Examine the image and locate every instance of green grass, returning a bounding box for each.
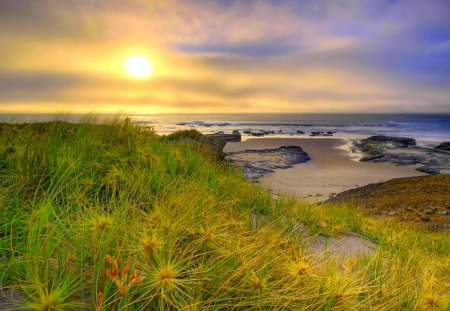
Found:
[0,117,449,310]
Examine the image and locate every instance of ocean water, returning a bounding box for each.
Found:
[1,113,449,146]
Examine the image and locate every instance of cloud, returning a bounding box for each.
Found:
[0,0,449,113]
[176,39,294,57]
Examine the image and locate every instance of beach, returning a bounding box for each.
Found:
[224,137,426,202]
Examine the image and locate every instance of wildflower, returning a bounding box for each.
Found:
[287,259,311,281]
[105,255,144,297]
[91,215,113,231]
[105,255,119,279]
[67,252,77,264]
[248,272,266,292]
[141,235,162,256]
[249,274,261,291]
[95,292,103,311]
[197,225,217,250]
[148,210,161,223]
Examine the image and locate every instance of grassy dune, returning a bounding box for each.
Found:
[0,119,449,310]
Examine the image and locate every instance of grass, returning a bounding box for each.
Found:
[0,117,449,310]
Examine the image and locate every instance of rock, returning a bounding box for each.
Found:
[232,130,240,134]
[354,135,449,175]
[243,130,251,134]
[297,130,305,134]
[435,141,450,151]
[310,131,334,137]
[250,130,265,137]
[420,217,431,222]
[226,145,310,180]
[216,131,225,134]
[205,133,241,142]
[362,135,416,147]
[382,153,425,165]
[360,155,385,162]
[417,166,440,175]
[165,130,231,159]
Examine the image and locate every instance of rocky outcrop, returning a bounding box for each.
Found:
[327,175,450,230]
[205,133,241,142]
[435,141,450,151]
[354,135,449,175]
[310,131,334,137]
[166,130,240,159]
[226,145,310,180]
[361,135,416,147]
[355,135,416,156]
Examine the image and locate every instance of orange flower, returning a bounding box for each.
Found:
[129,269,144,284]
[105,255,119,279]
[105,255,145,297]
[95,291,103,311]
[121,263,130,276]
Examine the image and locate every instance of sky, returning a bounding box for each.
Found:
[0,0,449,114]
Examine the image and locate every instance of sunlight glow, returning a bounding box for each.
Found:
[124,55,153,78]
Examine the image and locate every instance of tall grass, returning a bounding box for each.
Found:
[0,118,448,310]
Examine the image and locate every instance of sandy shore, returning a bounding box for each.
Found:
[224,137,426,202]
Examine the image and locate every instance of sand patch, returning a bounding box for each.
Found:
[225,138,425,202]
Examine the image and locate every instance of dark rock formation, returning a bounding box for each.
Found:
[310,131,334,137]
[250,130,265,137]
[205,133,241,142]
[362,153,425,165]
[226,145,310,180]
[354,135,449,175]
[362,135,416,147]
[435,141,450,151]
[416,166,441,175]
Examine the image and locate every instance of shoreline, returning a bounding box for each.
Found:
[224,137,426,202]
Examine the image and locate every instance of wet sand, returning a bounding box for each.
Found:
[224,138,426,202]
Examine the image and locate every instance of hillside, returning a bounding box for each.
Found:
[0,120,449,310]
[329,175,450,229]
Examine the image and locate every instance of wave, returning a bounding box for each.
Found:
[175,120,400,128]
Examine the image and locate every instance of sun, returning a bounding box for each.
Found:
[124,55,153,78]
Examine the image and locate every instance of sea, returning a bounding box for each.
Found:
[1,113,449,147]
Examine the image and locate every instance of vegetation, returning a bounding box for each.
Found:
[0,118,449,310]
